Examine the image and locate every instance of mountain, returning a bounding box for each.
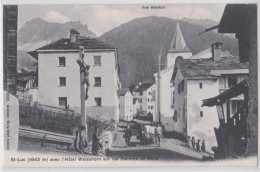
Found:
[17,18,97,71]
[181,18,219,30]
[100,16,239,87]
[18,18,96,51]
[17,51,38,71]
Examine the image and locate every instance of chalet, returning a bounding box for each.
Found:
[130,82,156,120]
[171,42,249,153]
[218,4,257,156]
[154,22,192,131]
[29,29,121,122]
[119,88,133,121]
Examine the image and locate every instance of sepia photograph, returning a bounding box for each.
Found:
[2,1,258,168]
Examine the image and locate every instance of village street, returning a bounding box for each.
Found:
[108,125,211,161]
[18,124,211,161]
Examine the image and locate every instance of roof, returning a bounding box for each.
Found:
[119,88,130,96]
[171,56,249,83]
[133,98,139,104]
[130,82,154,91]
[218,4,256,63]
[169,22,191,53]
[218,4,249,34]
[28,37,115,59]
[189,48,231,60]
[202,79,248,107]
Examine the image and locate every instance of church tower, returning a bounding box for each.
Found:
[166,22,192,67]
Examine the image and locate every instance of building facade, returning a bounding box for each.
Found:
[133,98,140,117]
[154,22,192,130]
[171,42,249,153]
[30,29,121,122]
[119,88,133,121]
[130,82,156,120]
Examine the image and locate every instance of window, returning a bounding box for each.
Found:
[200,111,203,117]
[94,56,101,66]
[59,57,65,66]
[148,105,150,109]
[171,91,175,107]
[178,80,184,94]
[151,106,153,109]
[139,98,142,103]
[148,98,150,102]
[231,100,243,114]
[139,91,143,96]
[228,76,237,88]
[95,97,102,106]
[173,110,178,122]
[140,105,143,110]
[59,77,66,87]
[178,83,181,94]
[182,80,184,92]
[199,83,203,89]
[94,77,101,87]
[59,97,67,108]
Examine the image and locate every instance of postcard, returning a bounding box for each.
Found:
[2,2,258,168]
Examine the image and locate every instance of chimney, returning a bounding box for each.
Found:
[70,29,80,43]
[211,42,223,61]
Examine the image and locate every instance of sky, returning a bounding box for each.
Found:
[18,4,226,36]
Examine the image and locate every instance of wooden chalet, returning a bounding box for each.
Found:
[202,79,249,159]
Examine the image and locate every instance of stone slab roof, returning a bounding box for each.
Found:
[171,56,249,83]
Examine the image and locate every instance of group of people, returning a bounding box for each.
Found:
[186,136,206,153]
[124,123,162,148]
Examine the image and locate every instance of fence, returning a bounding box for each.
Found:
[19,101,111,141]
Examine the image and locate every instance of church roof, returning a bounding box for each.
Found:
[169,22,191,53]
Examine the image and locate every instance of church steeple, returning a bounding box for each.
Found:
[169,22,190,52]
[166,21,192,67]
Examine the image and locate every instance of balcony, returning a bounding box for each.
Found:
[219,88,244,100]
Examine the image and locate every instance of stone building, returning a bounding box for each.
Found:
[171,42,249,153]
[154,22,192,130]
[133,98,140,117]
[119,88,133,121]
[130,82,156,120]
[29,29,121,122]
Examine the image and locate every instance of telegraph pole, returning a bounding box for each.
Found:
[156,47,163,123]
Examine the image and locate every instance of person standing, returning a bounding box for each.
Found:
[125,124,132,148]
[92,128,100,155]
[155,123,162,147]
[138,125,146,147]
[74,125,87,153]
[196,139,201,152]
[186,136,190,148]
[191,137,195,150]
[201,140,206,152]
